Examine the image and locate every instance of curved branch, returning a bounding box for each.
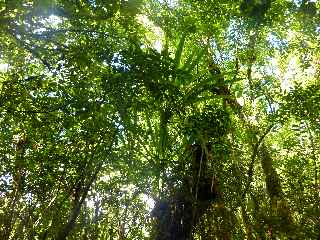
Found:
[241,124,273,199]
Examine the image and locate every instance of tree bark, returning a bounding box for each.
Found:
[152,144,222,240]
[259,144,295,236]
[56,166,101,240]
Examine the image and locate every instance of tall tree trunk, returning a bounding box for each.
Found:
[241,204,253,240]
[152,144,223,240]
[56,166,100,240]
[259,144,295,236]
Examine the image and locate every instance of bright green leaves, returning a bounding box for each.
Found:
[0,0,320,239]
[282,83,320,127]
[185,46,207,72]
[184,105,231,143]
[174,32,187,68]
[176,16,197,48]
[0,1,145,238]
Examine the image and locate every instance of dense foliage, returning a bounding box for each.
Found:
[0,0,319,239]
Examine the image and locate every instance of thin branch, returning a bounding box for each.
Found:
[305,121,319,189]
[31,28,109,37]
[241,124,273,199]
[6,28,53,71]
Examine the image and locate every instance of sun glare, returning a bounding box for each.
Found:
[141,194,155,211]
[0,63,9,72]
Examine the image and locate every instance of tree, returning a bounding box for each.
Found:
[0,0,319,239]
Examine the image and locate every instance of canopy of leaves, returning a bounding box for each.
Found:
[0,0,319,239]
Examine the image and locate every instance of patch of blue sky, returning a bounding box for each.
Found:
[158,0,178,8]
[226,19,246,45]
[88,0,97,8]
[33,14,62,35]
[267,102,279,114]
[316,26,320,35]
[39,14,62,27]
[111,53,130,71]
[48,91,59,98]
[293,0,317,6]
[141,193,155,211]
[0,173,12,189]
[267,32,288,52]
[25,192,33,204]
[154,40,162,53]
[263,57,281,78]
[210,40,225,63]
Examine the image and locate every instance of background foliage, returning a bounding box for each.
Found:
[0,0,319,239]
